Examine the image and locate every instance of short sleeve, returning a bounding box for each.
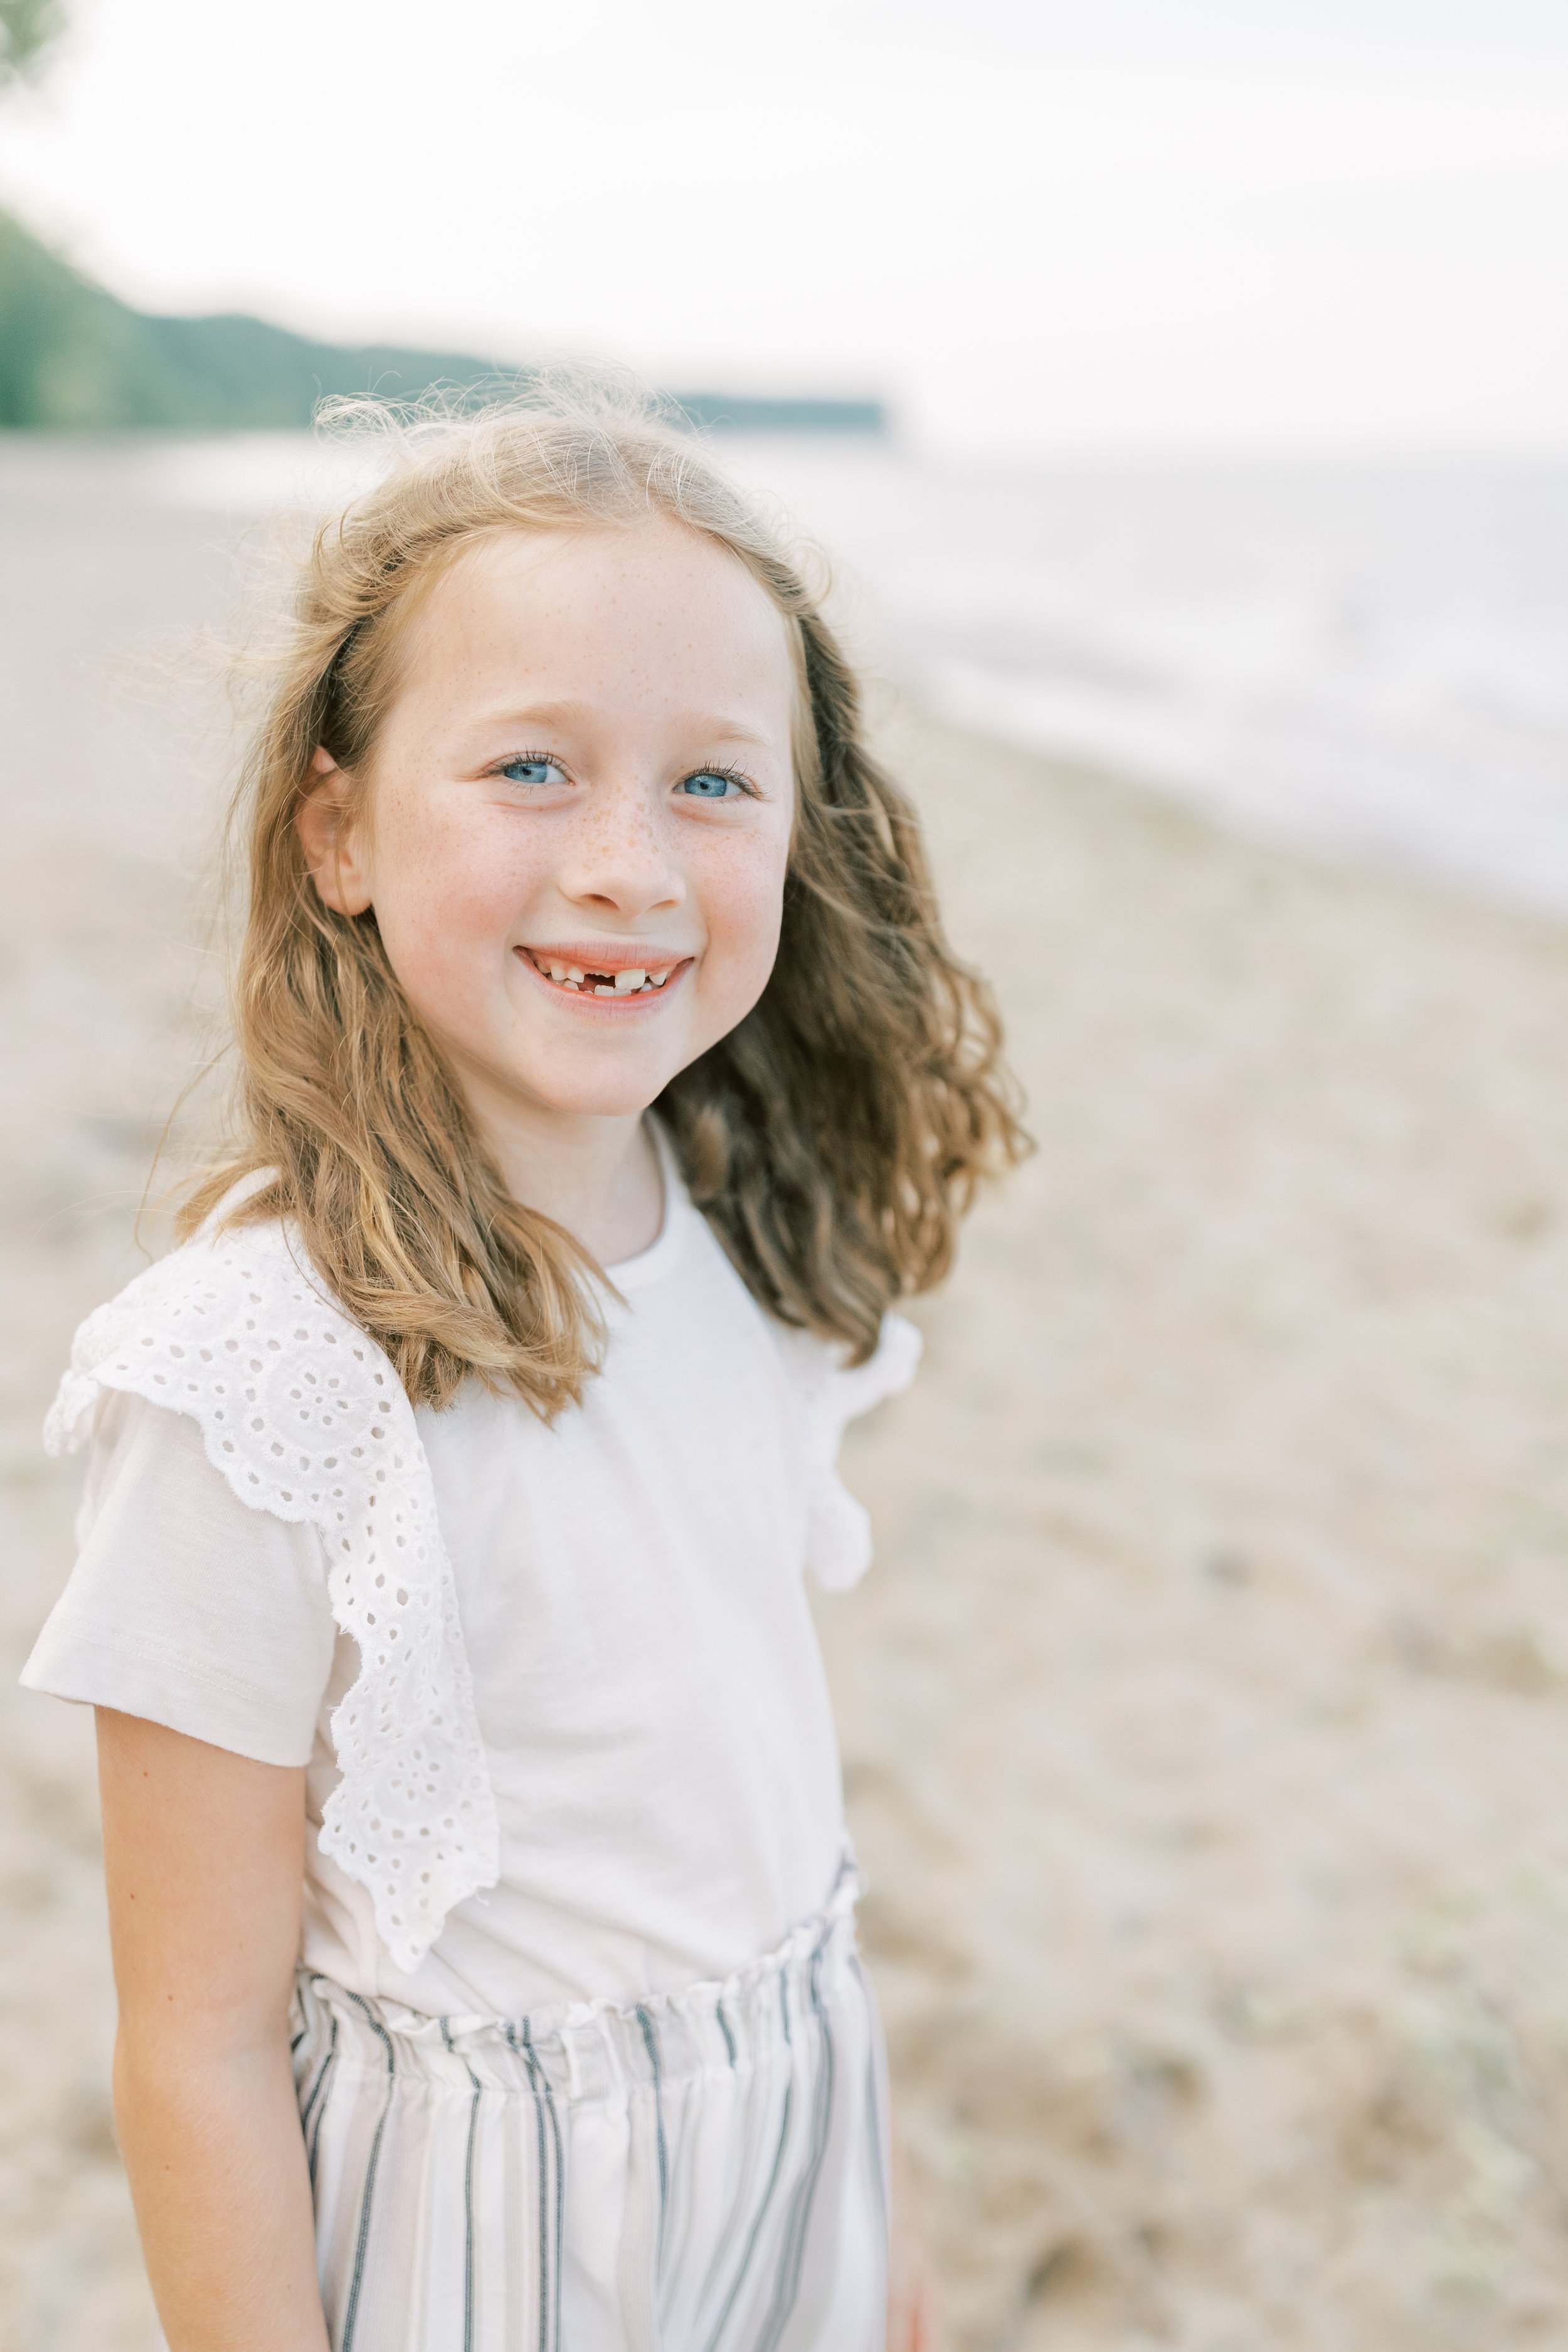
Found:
[773,1311,923,1594]
[21,1389,337,1767]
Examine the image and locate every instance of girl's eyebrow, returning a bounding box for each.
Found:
[467,698,778,749]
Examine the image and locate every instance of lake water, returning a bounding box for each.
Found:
[728,439,1568,916]
[33,428,1568,918]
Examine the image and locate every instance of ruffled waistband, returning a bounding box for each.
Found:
[294,1851,866,2103]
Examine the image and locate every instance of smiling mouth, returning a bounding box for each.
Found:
[521,949,684,999]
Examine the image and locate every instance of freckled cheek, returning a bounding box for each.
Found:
[369,797,543,1000]
[696,830,790,1001]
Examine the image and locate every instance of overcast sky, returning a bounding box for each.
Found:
[3,0,1566,456]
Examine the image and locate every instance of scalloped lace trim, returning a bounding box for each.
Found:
[45,1222,499,1973]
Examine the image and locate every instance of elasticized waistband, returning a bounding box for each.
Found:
[294,1850,866,2106]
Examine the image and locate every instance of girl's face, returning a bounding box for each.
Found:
[301,519,797,1128]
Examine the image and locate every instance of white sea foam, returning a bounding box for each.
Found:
[730,440,1568,916]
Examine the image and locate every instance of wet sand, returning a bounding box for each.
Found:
[6,448,1568,2347]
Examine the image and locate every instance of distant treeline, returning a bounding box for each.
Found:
[0,210,886,437]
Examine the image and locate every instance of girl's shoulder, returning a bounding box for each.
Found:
[768,1310,924,1594]
[769,1309,923,1431]
[46,1211,401,1524]
[45,1212,499,1969]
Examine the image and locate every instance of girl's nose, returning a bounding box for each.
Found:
[560,782,684,919]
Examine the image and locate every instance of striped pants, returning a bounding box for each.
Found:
[287,1875,889,2351]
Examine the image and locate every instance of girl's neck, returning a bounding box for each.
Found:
[461,1079,665,1266]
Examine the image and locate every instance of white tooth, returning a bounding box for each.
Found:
[594,983,617,996]
[548,961,567,981]
[650,970,669,986]
[615,968,647,993]
[566,965,585,984]
[563,977,580,989]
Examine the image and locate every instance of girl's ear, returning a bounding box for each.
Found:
[297,749,373,916]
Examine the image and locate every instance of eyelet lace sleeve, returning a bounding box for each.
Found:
[44,1221,499,1973]
[772,1312,923,1592]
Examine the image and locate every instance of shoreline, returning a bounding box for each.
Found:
[830,701,1568,2346]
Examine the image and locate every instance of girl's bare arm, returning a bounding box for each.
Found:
[887,2121,946,2352]
[97,1709,328,2352]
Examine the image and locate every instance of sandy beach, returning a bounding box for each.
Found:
[7,452,1568,2349]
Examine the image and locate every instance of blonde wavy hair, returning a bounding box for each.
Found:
[182,382,1028,1414]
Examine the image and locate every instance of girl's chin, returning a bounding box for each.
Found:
[493,1053,688,1124]
[530,1086,672,1121]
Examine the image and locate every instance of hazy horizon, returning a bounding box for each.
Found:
[2,0,1565,461]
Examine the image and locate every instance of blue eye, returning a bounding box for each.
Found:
[680,770,741,798]
[499,755,567,787]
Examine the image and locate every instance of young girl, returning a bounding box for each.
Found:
[23,388,1022,2351]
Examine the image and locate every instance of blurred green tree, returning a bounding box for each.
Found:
[0,208,510,425]
[0,1,874,435]
[0,0,65,86]
[0,0,504,428]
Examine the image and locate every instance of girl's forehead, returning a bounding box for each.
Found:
[389,517,799,729]
[437,519,785,649]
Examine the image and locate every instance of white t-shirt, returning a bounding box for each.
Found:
[23,1134,918,2018]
